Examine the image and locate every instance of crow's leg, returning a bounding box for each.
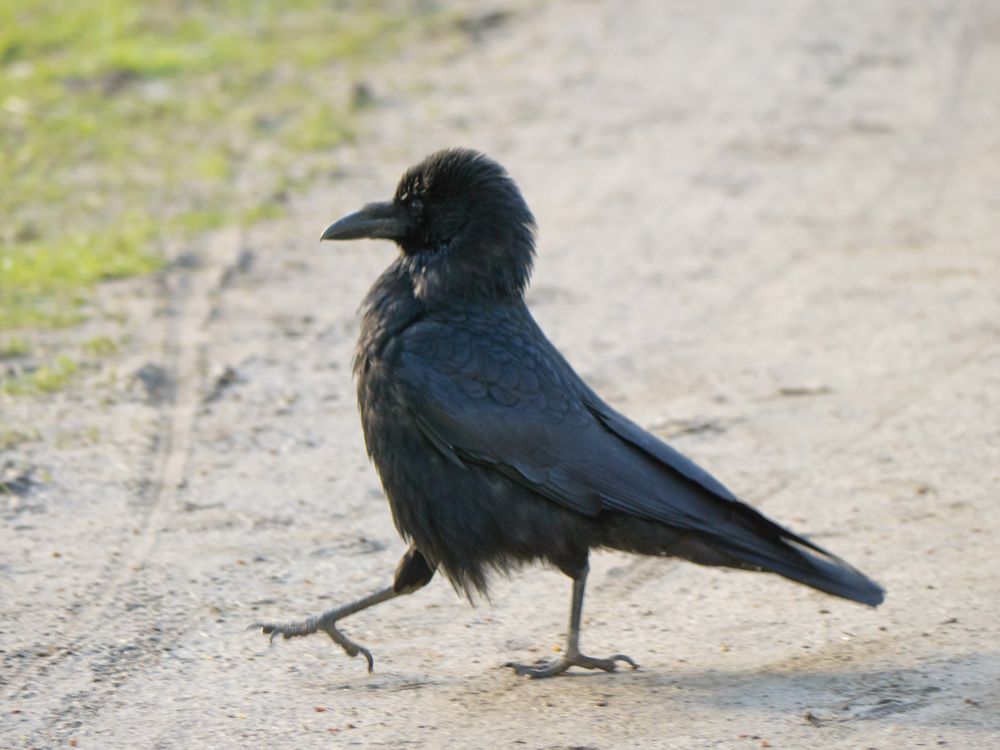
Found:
[506,563,638,678]
[253,546,435,672]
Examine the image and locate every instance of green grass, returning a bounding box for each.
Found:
[0,0,430,332]
[1,355,78,396]
[82,335,120,356]
[1,218,162,327]
[0,337,29,357]
[0,427,39,449]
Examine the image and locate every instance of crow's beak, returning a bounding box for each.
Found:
[320,201,409,242]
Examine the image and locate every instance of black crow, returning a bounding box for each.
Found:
[256,148,884,678]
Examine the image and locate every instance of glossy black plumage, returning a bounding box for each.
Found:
[257,148,883,677]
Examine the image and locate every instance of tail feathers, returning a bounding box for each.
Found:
[711,530,885,606]
[583,395,885,606]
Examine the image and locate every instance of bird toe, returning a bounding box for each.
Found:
[504,651,638,678]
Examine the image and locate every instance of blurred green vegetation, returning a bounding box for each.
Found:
[1,354,77,395]
[0,336,30,357]
[0,0,421,330]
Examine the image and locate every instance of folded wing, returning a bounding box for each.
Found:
[394,315,884,606]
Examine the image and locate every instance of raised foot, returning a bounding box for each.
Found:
[250,614,375,672]
[505,651,638,679]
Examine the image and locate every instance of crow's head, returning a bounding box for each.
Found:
[322,148,536,303]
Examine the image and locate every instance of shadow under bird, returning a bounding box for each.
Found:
[255,148,884,678]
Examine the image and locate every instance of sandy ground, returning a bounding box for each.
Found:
[3,1,1000,747]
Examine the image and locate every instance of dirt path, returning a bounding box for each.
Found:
[3,1,999,747]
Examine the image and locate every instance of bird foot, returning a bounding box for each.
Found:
[251,612,375,672]
[505,651,638,679]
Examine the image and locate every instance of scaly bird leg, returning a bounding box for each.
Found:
[252,546,435,673]
[506,564,638,679]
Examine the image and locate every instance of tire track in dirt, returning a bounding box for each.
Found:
[0,228,243,720]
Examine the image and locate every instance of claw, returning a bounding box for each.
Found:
[248,622,280,644]
[321,623,376,672]
[358,646,374,672]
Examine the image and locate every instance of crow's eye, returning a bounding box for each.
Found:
[410,198,423,214]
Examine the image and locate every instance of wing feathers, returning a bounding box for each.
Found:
[396,315,884,606]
